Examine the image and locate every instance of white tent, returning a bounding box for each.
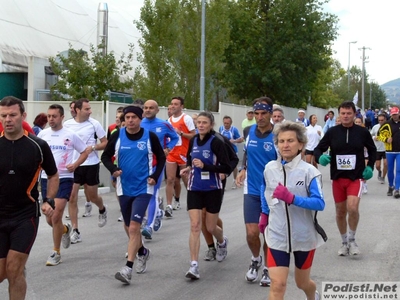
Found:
[0,0,140,99]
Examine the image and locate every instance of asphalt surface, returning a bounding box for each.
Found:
[1,165,399,300]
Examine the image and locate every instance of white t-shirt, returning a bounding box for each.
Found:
[63,117,106,165]
[38,127,87,179]
[306,124,323,151]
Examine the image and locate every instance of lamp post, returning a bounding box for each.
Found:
[348,41,357,99]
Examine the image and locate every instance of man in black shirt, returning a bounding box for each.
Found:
[0,96,58,299]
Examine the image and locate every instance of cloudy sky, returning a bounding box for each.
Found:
[102,0,399,85]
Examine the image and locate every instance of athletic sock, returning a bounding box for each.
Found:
[174,197,180,202]
[252,256,261,263]
[99,207,106,214]
[341,233,348,244]
[74,228,80,235]
[138,246,147,256]
[126,261,133,268]
[348,230,356,241]
[208,243,216,249]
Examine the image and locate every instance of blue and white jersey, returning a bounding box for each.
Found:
[188,135,222,191]
[219,125,241,153]
[115,127,154,197]
[244,125,277,195]
[141,117,179,150]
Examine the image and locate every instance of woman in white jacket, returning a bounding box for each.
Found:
[262,121,325,300]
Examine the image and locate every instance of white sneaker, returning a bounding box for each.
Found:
[216,236,228,262]
[362,182,368,194]
[185,264,200,280]
[305,290,320,300]
[98,206,107,227]
[82,202,92,217]
[118,214,123,222]
[349,240,360,255]
[46,251,61,266]
[135,248,151,274]
[70,230,82,244]
[338,243,349,256]
[62,223,72,249]
[245,257,262,282]
[115,266,132,284]
[173,200,181,210]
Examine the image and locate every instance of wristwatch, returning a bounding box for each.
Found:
[91,145,96,152]
[180,132,183,136]
[43,198,55,209]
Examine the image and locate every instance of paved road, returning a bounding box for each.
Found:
[1,165,399,300]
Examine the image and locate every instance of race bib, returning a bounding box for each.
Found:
[336,155,356,170]
[201,172,210,180]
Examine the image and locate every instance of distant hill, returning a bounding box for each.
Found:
[381,78,400,104]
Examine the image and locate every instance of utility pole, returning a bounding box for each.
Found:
[359,46,371,111]
[370,79,374,109]
[348,41,357,99]
[199,0,206,111]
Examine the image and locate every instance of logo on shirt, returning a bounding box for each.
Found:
[202,150,211,158]
[295,181,305,186]
[156,127,162,133]
[137,142,147,150]
[263,142,273,151]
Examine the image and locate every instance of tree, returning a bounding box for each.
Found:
[222,0,339,107]
[133,0,231,110]
[49,44,135,101]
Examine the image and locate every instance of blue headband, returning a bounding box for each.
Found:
[253,103,273,113]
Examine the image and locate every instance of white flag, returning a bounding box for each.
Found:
[352,91,358,105]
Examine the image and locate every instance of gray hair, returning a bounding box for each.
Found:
[273,121,308,145]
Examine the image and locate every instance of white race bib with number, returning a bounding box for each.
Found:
[336,155,356,170]
[201,172,210,180]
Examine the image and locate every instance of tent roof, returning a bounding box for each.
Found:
[0,0,139,72]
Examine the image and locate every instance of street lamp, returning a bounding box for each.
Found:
[348,41,357,98]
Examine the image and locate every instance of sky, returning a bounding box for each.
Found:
[100,0,400,85]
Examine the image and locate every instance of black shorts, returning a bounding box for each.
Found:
[187,189,223,214]
[305,150,314,155]
[0,217,39,258]
[74,164,100,186]
[376,151,386,160]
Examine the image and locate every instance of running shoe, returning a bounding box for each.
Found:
[115,266,132,285]
[378,170,382,180]
[70,230,82,244]
[98,206,107,227]
[173,200,181,210]
[387,186,394,196]
[362,182,368,194]
[65,215,70,220]
[141,226,153,240]
[305,291,320,300]
[141,217,147,229]
[46,251,61,266]
[165,205,173,218]
[185,264,200,280]
[348,240,360,255]
[338,242,349,256]
[153,215,162,232]
[135,248,151,274]
[62,223,72,249]
[379,177,385,184]
[216,236,228,262]
[204,248,216,261]
[260,268,271,287]
[118,214,123,222]
[158,196,164,211]
[245,257,262,282]
[394,190,400,199]
[82,202,92,217]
